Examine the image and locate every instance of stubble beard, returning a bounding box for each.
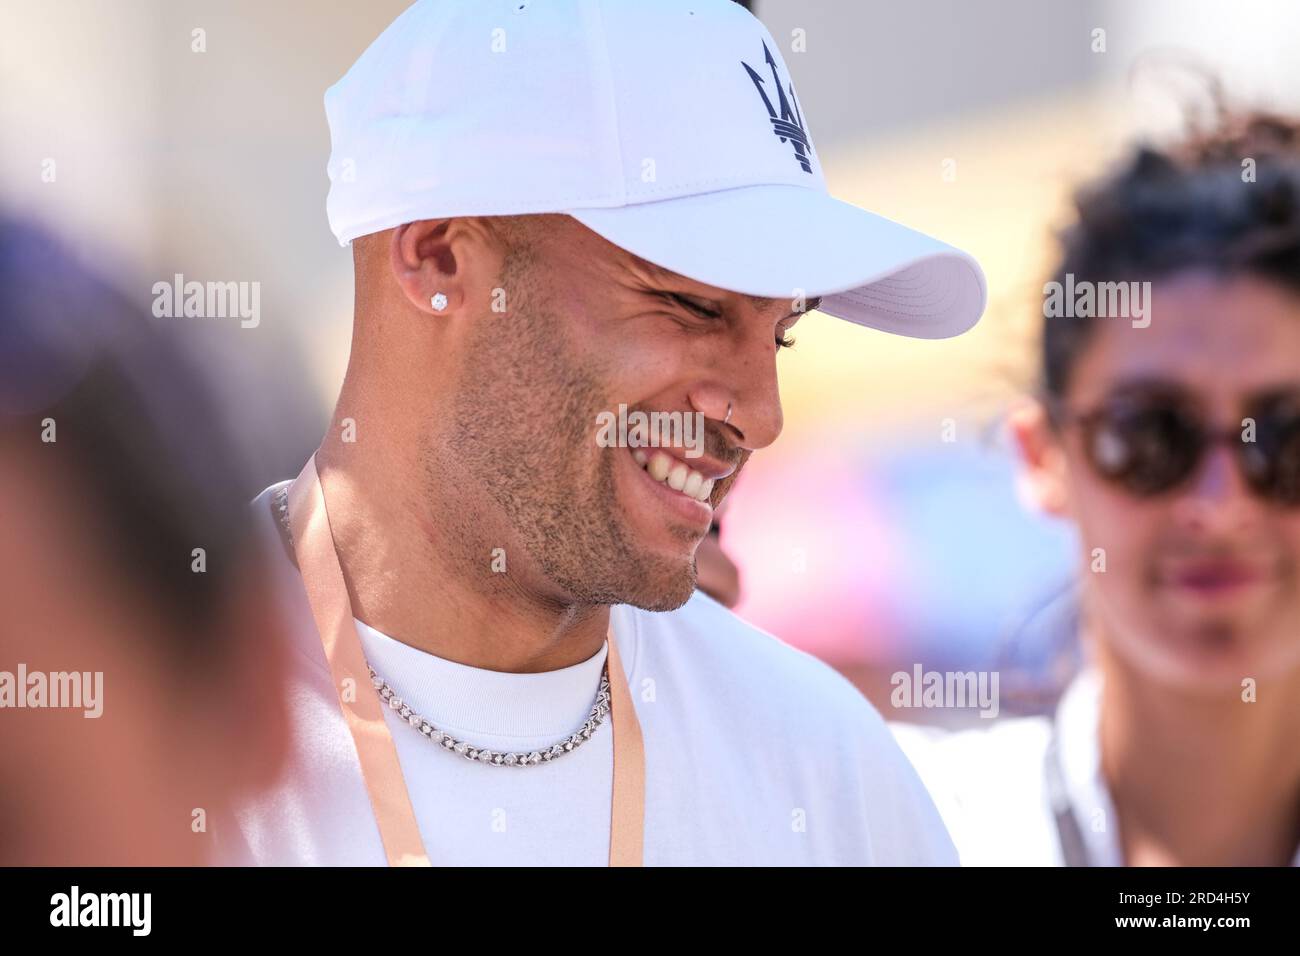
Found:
[442,263,697,613]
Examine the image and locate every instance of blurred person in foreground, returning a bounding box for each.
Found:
[218,0,988,866]
[0,219,289,865]
[894,106,1300,866]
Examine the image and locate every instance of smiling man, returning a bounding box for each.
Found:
[219,0,986,866]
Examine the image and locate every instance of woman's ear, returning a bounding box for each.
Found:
[1008,396,1071,517]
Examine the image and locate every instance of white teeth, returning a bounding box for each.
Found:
[647,453,671,482]
[637,449,715,503]
[667,462,688,492]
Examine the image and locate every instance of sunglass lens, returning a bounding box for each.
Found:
[1247,397,1300,505]
[1088,404,1202,496]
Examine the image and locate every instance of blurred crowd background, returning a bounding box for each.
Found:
[5,0,1300,724]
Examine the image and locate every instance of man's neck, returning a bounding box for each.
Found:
[1095,639,1300,866]
[309,412,609,675]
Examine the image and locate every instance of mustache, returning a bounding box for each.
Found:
[700,422,745,469]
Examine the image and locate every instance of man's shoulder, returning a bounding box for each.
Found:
[621,592,889,747]
[889,712,1050,796]
[622,593,960,864]
[890,712,1053,784]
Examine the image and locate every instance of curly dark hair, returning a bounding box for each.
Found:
[1042,107,1300,402]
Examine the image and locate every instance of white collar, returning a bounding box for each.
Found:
[356,618,609,743]
[1053,670,1123,866]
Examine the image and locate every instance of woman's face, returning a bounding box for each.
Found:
[1021,271,1300,693]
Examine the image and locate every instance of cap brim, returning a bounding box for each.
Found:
[567,184,986,340]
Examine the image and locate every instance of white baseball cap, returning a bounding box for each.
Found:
[325,0,987,339]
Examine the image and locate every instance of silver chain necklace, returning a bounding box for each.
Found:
[370,664,611,767]
[274,485,612,768]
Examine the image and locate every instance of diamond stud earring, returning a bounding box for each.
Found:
[430,293,448,312]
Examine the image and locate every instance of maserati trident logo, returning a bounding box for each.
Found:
[742,41,813,173]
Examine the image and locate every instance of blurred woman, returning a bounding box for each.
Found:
[893,108,1300,866]
[0,219,289,864]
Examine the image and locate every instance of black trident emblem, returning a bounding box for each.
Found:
[742,41,813,173]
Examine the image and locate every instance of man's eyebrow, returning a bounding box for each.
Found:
[635,257,691,287]
[635,257,820,316]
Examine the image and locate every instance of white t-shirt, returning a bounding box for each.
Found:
[215,481,958,866]
[890,670,1300,866]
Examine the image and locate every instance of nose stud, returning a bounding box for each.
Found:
[430,293,448,312]
[723,402,733,426]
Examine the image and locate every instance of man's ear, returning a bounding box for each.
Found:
[1008,397,1071,517]
[388,218,503,317]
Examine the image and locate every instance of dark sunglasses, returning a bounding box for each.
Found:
[1051,388,1300,505]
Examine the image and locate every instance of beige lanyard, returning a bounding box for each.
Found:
[286,454,645,866]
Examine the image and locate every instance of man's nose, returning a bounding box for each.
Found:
[691,341,784,452]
